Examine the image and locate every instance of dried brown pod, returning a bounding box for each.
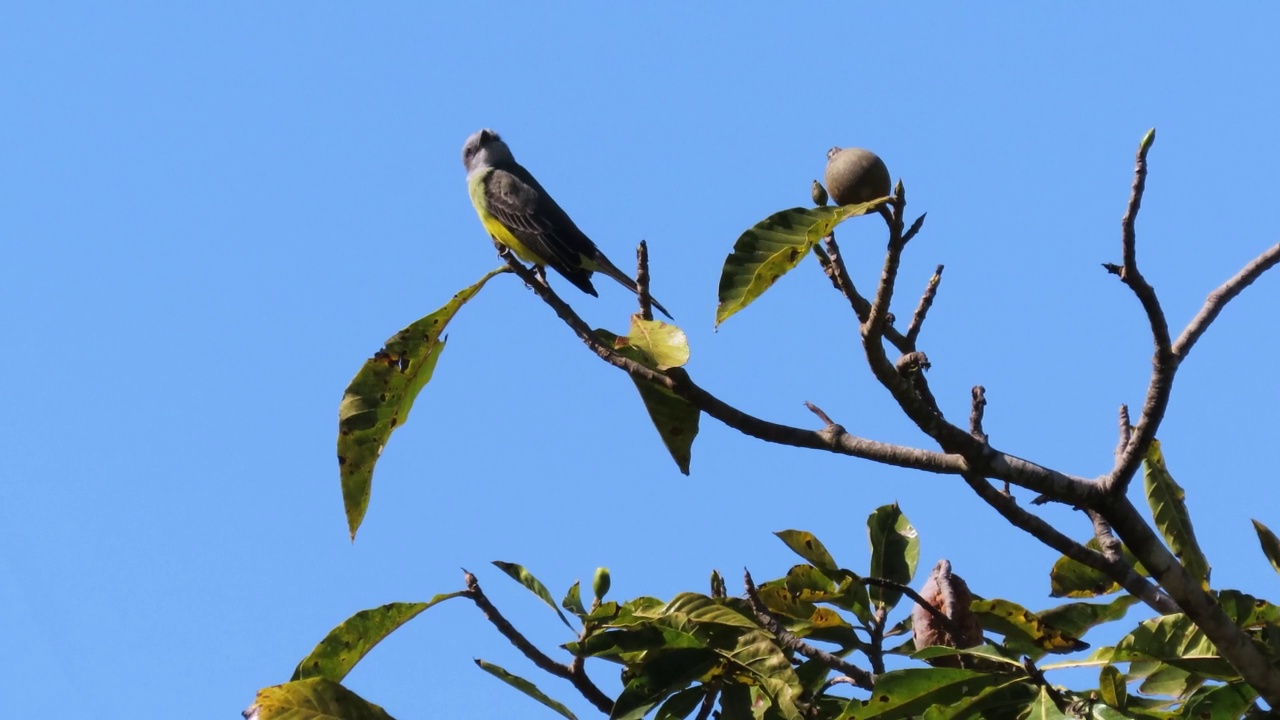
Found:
[912,559,984,667]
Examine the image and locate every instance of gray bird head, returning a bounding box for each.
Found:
[462,128,514,175]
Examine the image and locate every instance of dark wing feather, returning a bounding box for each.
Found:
[484,166,600,295]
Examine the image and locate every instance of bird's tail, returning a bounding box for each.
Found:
[593,253,674,320]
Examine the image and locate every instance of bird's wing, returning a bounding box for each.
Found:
[483,165,598,277]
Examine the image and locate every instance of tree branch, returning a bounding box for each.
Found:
[635,240,654,322]
[463,571,614,715]
[743,569,875,691]
[1097,496,1280,705]
[905,264,943,347]
[1173,241,1280,360]
[959,475,1177,615]
[1102,130,1176,496]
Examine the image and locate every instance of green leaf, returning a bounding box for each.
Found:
[492,561,574,630]
[840,668,1007,720]
[562,581,587,618]
[654,686,708,720]
[1250,519,1280,578]
[1216,589,1280,627]
[595,328,700,475]
[866,504,919,610]
[1049,538,1148,598]
[291,597,458,682]
[715,201,888,327]
[1098,664,1127,709]
[1101,614,1236,680]
[621,316,690,370]
[919,678,1036,720]
[474,659,578,720]
[1179,681,1258,720]
[337,267,507,540]
[612,649,721,720]
[1037,595,1139,639]
[1143,440,1210,590]
[774,530,839,571]
[1126,660,1202,699]
[970,598,1089,657]
[248,678,395,720]
[1022,686,1070,720]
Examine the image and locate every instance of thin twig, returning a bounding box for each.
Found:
[820,233,913,352]
[1102,130,1175,496]
[463,570,614,715]
[743,569,874,690]
[1173,242,1280,360]
[1115,405,1131,464]
[905,264,943,346]
[804,401,836,427]
[861,577,961,639]
[1022,656,1068,711]
[969,386,988,443]
[636,240,654,322]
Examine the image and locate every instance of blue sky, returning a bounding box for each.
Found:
[3,3,1279,718]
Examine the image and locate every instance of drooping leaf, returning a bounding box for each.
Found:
[774,530,839,572]
[970,598,1089,657]
[474,659,578,720]
[715,201,888,327]
[1143,440,1210,590]
[1049,538,1148,598]
[1037,595,1139,639]
[1097,664,1127,710]
[337,267,507,540]
[492,561,574,630]
[292,596,459,681]
[596,328,699,474]
[1250,519,1280,578]
[247,678,394,720]
[840,668,1007,720]
[867,504,919,610]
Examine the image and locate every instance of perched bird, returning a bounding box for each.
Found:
[462,129,671,319]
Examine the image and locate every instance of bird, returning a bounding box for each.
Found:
[461,128,671,319]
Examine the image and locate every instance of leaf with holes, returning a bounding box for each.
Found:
[970,598,1089,658]
[715,200,888,327]
[337,267,508,540]
[867,504,919,610]
[1143,441,1210,591]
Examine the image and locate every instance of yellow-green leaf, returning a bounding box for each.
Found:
[292,596,460,681]
[715,201,887,327]
[337,267,507,540]
[492,561,573,630]
[474,659,578,720]
[597,328,699,474]
[622,315,689,370]
[1049,539,1148,598]
[1143,440,1210,591]
[774,530,839,572]
[1098,664,1127,709]
[970,598,1089,657]
[247,678,395,720]
[1251,519,1280,578]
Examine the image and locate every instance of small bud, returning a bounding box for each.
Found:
[811,180,828,207]
[592,566,611,601]
[824,147,891,206]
